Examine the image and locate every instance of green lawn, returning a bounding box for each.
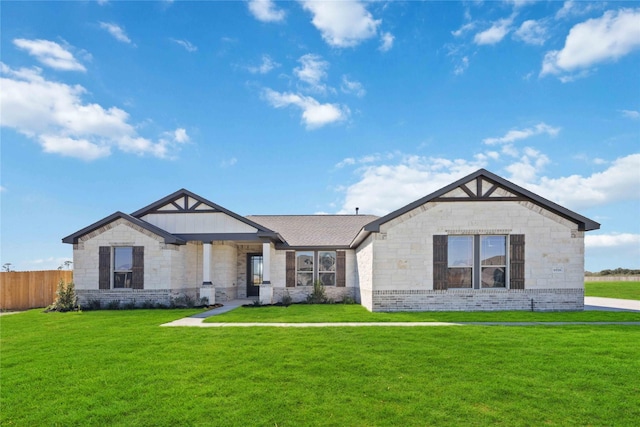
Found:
[585,281,640,300]
[204,303,640,323]
[2,309,639,426]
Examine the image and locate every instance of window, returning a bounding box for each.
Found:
[113,247,133,288]
[295,251,336,286]
[99,246,144,290]
[447,235,507,289]
[296,251,314,286]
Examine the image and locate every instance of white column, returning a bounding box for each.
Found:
[202,242,212,285]
[262,242,271,285]
[259,241,272,305]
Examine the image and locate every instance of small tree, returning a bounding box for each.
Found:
[2,263,13,272]
[45,279,79,312]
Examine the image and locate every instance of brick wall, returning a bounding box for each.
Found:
[371,288,584,312]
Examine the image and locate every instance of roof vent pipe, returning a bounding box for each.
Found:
[355,207,359,215]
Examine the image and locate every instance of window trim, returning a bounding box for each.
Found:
[113,246,134,289]
[295,250,337,287]
[446,235,509,290]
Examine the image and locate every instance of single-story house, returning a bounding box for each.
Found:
[63,169,600,311]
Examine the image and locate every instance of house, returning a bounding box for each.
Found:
[62,169,600,311]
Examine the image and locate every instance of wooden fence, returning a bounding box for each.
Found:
[0,270,73,311]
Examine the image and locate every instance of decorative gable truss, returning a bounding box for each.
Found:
[136,192,221,215]
[436,176,524,201]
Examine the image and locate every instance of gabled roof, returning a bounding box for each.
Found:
[364,169,600,232]
[247,215,379,248]
[131,188,279,236]
[62,211,186,245]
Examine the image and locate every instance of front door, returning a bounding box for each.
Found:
[247,254,263,297]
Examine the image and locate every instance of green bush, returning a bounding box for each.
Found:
[306,280,328,304]
[281,290,292,307]
[341,295,356,304]
[85,299,102,311]
[106,300,121,310]
[45,280,79,312]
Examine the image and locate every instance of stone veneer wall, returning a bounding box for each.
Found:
[272,286,356,304]
[77,287,200,307]
[211,242,238,302]
[371,288,584,312]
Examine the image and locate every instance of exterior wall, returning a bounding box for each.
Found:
[355,235,374,310]
[371,289,584,312]
[368,200,585,311]
[211,242,238,301]
[72,219,197,306]
[266,249,359,305]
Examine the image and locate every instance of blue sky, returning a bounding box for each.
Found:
[1,0,639,272]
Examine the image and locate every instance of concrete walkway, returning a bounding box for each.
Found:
[584,296,640,311]
[159,297,640,328]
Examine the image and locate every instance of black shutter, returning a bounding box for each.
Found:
[99,246,111,289]
[132,246,144,289]
[433,235,448,290]
[510,234,525,290]
[336,251,346,287]
[286,252,295,288]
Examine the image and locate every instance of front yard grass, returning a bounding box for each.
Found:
[2,309,639,426]
[204,303,640,323]
[585,280,640,300]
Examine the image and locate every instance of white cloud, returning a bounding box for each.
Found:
[341,76,366,97]
[0,185,7,192]
[99,22,132,44]
[504,147,550,182]
[541,8,640,78]
[171,38,197,52]
[483,122,560,145]
[262,88,349,129]
[510,153,640,210]
[452,22,475,37]
[300,0,381,48]
[586,233,640,248]
[221,157,238,167]
[0,63,188,161]
[13,39,86,72]
[379,32,394,52]
[620,109,640,120]
[248,0,286,23]
[474,17,514,45]
[556,1,604,20]
[338,155,487,215]
[454,56,469,75]
[248,54,280,74]
[337,150,640,216]
[294,54,329,92]
[514,20,548,45]
[505,0,537,8]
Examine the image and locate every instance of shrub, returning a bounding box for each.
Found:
[85,299,102,311]
[106,300,121,310]
[342,295,356,304]
[306,280,328,304]
[171,294,195,308]
[141,300,156,309]
[45,279,79,312]
[123,300,137,310]
[281,290,292,307]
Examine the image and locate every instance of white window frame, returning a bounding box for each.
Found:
[447,235,509,290]
[295,250,337,287]
[113,246,133,289]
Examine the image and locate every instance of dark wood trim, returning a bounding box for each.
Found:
[510,234,525,289]
[99,246,110,290]
[433,235,448,290]
[460,184,475,198]
[336,251,346,287]
[483,184,498,197]
[433,197,526,202]
[285,252,296,288]
[476,177,482,198]
[132,246,144,289]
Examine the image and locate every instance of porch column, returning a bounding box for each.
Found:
[200,242,215,305]
[259,241,272,305]
[262,242,271,285]
[202,242,212,285]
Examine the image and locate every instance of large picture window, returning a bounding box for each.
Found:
[295,251,336,286]
[447,235,507,289]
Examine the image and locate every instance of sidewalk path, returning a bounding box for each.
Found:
[584,296,640,311]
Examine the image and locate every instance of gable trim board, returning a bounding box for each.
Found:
[63,169,598,312]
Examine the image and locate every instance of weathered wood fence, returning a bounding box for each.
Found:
[0,270,73,311]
